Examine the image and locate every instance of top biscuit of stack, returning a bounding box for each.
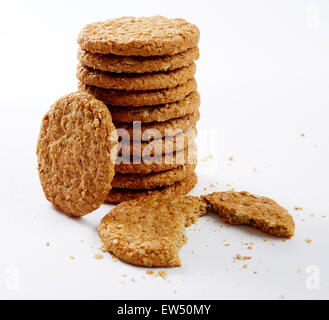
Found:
[78,16,200,58]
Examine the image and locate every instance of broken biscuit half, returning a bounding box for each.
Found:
[202,191,295,238]
[98,195,207,267]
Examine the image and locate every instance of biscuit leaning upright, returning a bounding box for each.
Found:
[37,92,118,216]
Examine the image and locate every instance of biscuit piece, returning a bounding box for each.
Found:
[78,16,200,56]
[109,91,200,123]
[202,191,295,238]
[99,193,206,267]
[105,172,197,204]
[37,92,118,216]
[116,143,197,174]
[78,78,197,107]
[112,164,196,189]
[77,63,196,91]
[115,110,200,141]
[118,128,196,157]
[78,47,199,74]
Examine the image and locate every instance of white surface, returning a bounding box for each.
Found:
[0,0,329,300]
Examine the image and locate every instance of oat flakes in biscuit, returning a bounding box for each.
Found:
[105,172,198,204]
[115,142,197,174]
[98,193,206,267]
[112,164,196,190]
[78,78,197,107]
[78,16,200,56]
[202,191,295,238]
[109,91,200,123]
[118,128,196,157]
[37,91,118,216]
[78,47,199,74]
[115,110,200,141]
[77,63,196,91]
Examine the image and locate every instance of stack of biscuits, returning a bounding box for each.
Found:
[77,16,200,204]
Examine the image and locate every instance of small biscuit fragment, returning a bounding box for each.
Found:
[37,91,118,216]
[202,191,295,238]
[98,194,207,267]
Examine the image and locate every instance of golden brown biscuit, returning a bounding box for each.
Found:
[115,110,200,141]
[108,91,200,123]
[77,63,196,91]
[118,128,196,157]
[78,16,200,56]
[78,47,199,73]
[105,172,198,204]
[78,78,197,107]
[112,164,196,189]
[115,142,197,174]
[202,191,295,238]
[99,193,206,267]
[36,92,118,216]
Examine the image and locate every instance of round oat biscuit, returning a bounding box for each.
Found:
[115,143,197,174]
[78,16,200,56]
[109,91,200,123]
[37,91,118,216]
[105,171,197,205]
[78,47,199,74]
[115,110,200,141]
[78,78,197,107]
[77,63,196,91]
[118,128,196,157]
[112,164,196,190]
[99,191,206,267]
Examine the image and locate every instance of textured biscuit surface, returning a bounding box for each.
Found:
[115,142,197,174]
[99,193,206,267]
[202,191,295,238]
[112,164,196,189]
[118,128,196,157]
[37,92,118,216]
[78,16,200,56]
[105,172,197,204]
[109,91,200,123]
[79,78,197,107]
[78,47,199,73]
[77,63,196,91]
[115,110,200,141]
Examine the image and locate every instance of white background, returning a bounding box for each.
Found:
[0,0,328,300]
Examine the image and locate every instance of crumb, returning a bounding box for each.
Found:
[228,156,234,161]
[310,214,315,217]
[294,206,303,211]
[209,184,215,188]
[314,144,318,148]
[235,254,252,260]
[200,154,213,162]
[122,274,127,277]
[131,278,136,283]
[297,269,301,274]
[146,270,154,275]
[203,187,207,191]
[263,239,268,242]
[322,215,326,218]
[247,246,253,250]
[94,253,103,259]
[158,271,167,280]
[191,250,195,254]
[280,294,285,299]
[111,255,117,261]
[224,244,230,247]
[253,271,258,274]
[173,290,176,294]
[46,242,50,247]
[69,256,75,260]
[300,133,305,137]
[80,240,84,243]
[252,168,257,172]
[305,238,312,244]
[243,264,248,269]
[226,184,231,187]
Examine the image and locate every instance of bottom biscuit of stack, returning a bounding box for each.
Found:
[105,171,197,204]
